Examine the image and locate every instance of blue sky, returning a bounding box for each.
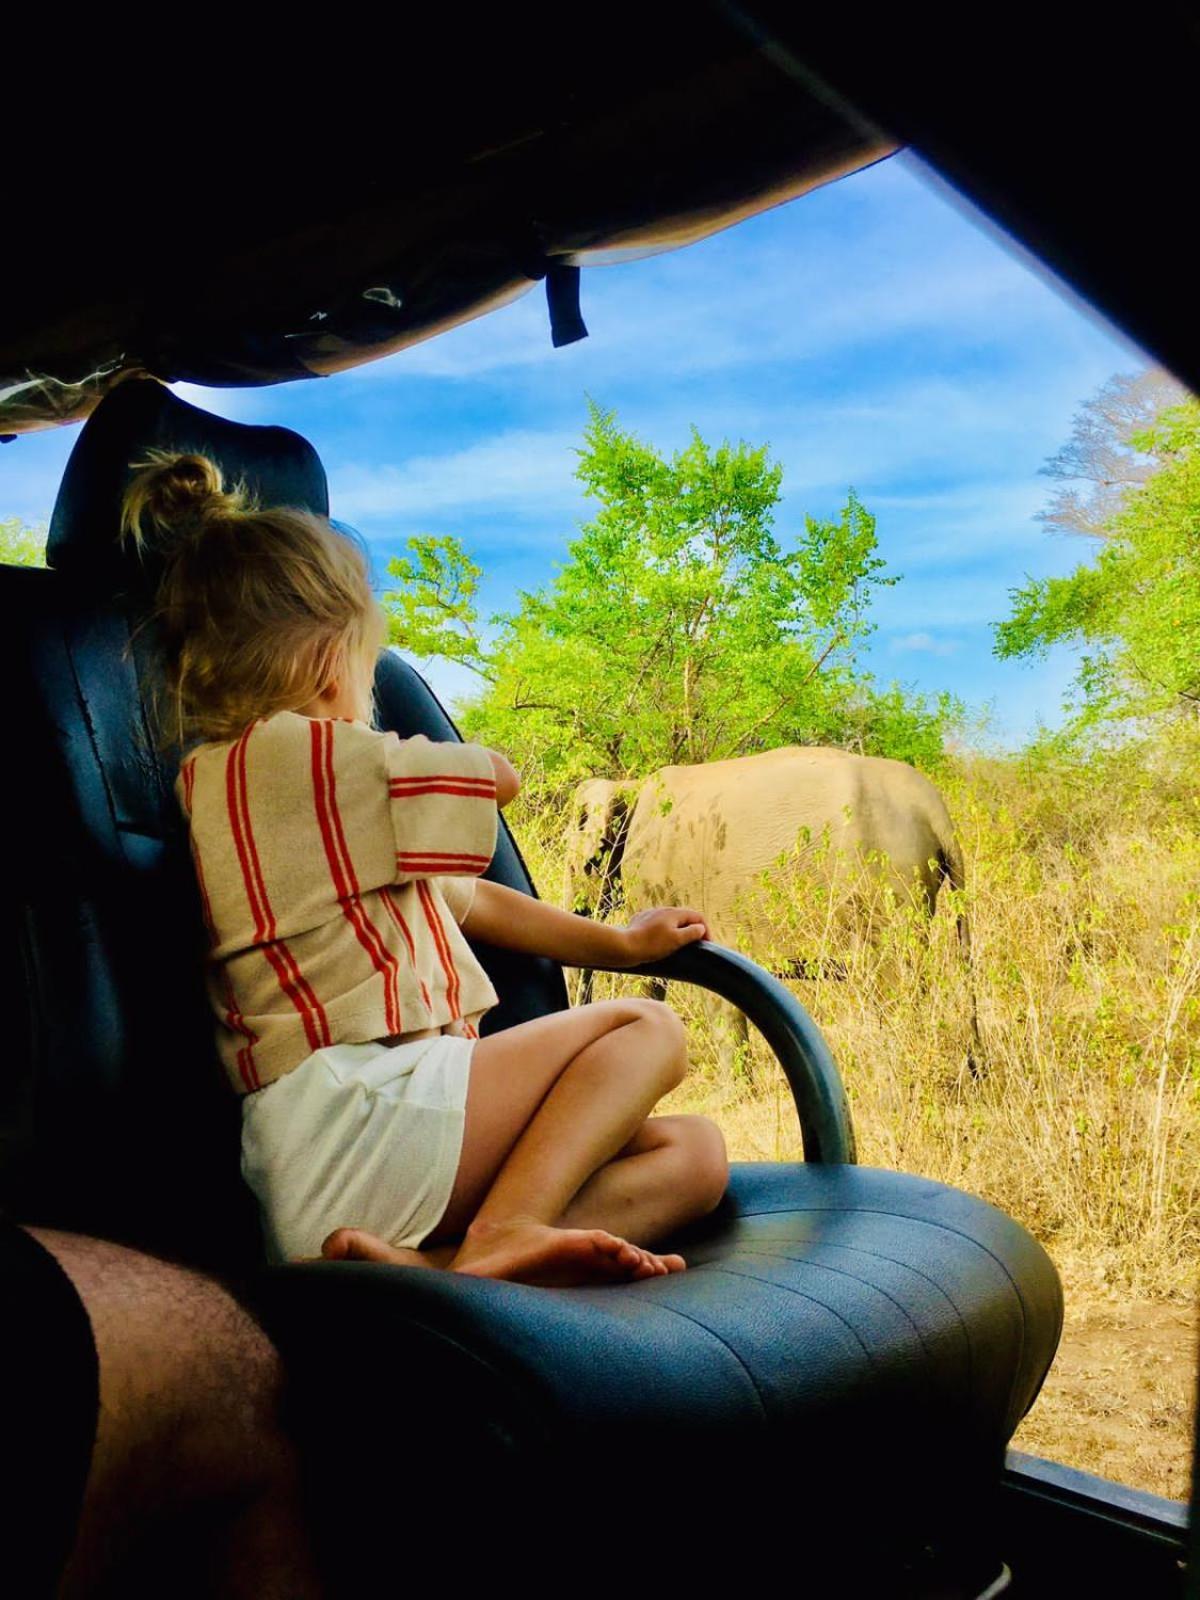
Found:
[4,152,1143,743]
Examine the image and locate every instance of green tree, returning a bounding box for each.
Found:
[995,396,1200,730]
[383,534,488,676]
[386,406,957,782]
[1,518,47,567]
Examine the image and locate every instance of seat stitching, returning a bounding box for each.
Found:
[729,1203,1033,1421]
[709,1250,936,1371]
[731,1204,1033,1299]
[648,1298,770,1419]
[727,1240,974,1396]
[731,1206,1031,1320]
[695,1264,875,1365]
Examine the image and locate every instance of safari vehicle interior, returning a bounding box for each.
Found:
[3,9,1196,1597]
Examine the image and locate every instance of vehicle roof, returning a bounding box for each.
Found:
[3,9,1197,429]
[1,13,889,433]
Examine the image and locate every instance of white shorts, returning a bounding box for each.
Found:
[240,1034,475,1263]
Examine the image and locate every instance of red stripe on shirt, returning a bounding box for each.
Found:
[380,887,432,1011]
[389,773,496,789]
[225,733,267,940]
[387,787,496,806]
[388,780,496,795]
[310,721,402,1035]
[219,969,260,1093]
[396,862,490,880]
[193,852,217,944]
[188,842,220,985]
[322,723,404,1033]
[396,852,492,868]
[216,743,264,1085]
[232,727,330,1053]
[417,878,461,1019]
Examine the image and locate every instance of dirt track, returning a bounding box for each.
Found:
[1013,1293,1197,1502]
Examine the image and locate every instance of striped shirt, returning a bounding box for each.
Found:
[177,711,500,1094]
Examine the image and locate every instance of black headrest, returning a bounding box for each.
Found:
[47,378,329,591]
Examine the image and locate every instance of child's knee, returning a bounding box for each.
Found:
[683,1115,729,1212]
[658,1114,728,1213]
[629,999,688,1088]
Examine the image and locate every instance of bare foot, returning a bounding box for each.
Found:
[319,1228,442,1267]
[451,1218,687,1287]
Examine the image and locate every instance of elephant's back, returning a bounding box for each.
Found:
[624,748,864,923]
[638,747,861,818]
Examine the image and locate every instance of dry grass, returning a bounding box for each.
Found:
[508,745,1200,1494]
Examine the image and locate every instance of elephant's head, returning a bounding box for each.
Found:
[562,778,635,916]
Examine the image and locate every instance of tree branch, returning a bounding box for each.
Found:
[718,632,844,759]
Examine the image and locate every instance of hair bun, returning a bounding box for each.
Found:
[121,451,243,552]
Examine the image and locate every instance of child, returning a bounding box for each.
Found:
[126,453,728,1287]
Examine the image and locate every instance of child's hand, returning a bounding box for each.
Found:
[619,906,708,965]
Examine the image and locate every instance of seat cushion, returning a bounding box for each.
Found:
[255,1161,1061,1571]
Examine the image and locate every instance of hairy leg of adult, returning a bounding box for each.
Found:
[325,998,691,1285]
[25,1229,319,1600]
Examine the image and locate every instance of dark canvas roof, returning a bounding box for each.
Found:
[3,6,1197,436]
[0,12,890,434]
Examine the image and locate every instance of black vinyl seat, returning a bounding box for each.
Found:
[1,380,1062,1588]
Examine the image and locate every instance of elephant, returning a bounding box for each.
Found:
[563,778,639,921]
[564,747,972,1071]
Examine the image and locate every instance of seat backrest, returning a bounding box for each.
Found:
[0,379,566,1270]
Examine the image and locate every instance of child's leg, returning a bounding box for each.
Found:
[558,1114,728,1240]
[447,997,690,1282]
[327,998,706,1285]
[326,1115,727,1270]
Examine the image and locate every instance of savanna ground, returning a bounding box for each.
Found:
[512,744,1200,1500]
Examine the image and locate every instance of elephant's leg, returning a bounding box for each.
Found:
[701,991,754,1086]
[642,976,668,1004]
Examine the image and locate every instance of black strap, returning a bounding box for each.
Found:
[544,261,588,348]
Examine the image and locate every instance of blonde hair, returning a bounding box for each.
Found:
[121,451,384,745]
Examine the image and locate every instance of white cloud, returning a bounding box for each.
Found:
[328,428,585,528]
[318,356,1119,577]
[890,631,959,657]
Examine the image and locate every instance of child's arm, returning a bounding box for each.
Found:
[461,878,707,966]
[383,734,516,892]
